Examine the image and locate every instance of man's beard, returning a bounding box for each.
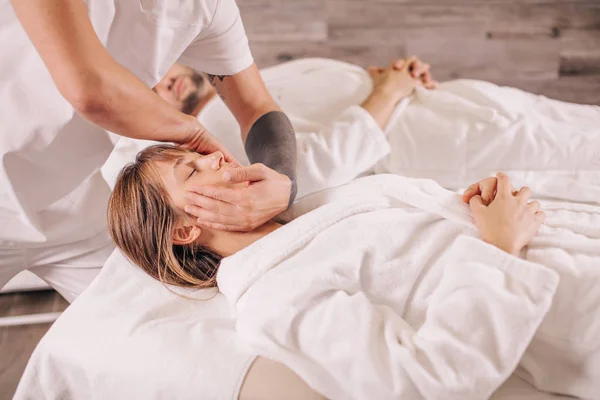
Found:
[181,72,205,115]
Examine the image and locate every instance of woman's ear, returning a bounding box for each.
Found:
[173,224,202,245]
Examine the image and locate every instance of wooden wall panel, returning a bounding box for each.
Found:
[405,38,561,81]
[327,3,489,45]
[239,0,600,104]
[251,42,406,69]
[239,0,327,42]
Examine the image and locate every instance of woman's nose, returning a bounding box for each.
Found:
[202,151,224,170]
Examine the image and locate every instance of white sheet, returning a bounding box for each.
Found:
[218,174,600,400]
[16,249,256,400]
[18,58,600,399]
[379,81,600,204]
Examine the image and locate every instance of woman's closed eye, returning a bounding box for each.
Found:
[186,156,216,180]
[183,153,225,181]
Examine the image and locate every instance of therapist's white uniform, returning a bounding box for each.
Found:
[0,0,253,301]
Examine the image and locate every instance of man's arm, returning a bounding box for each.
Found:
[208,64,297,205]
[184,65,299,231]
[10,0,231,158]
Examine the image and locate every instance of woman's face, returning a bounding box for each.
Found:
[153,150,245,212]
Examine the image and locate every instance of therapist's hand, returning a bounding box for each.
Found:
[180,125,240,166]
[467,173,545,256]
[184,163,291,231]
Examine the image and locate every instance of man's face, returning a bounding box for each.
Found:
[153,64,205,115]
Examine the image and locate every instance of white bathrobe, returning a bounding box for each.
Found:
[217,174,600,400]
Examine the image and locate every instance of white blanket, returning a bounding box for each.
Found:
[217,174,600,400]
[379,81,600,204]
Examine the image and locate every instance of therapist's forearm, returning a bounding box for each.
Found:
[11,0,202,144]
[211,64,298,203]
[71,62,203,144]
[245,110,298,205]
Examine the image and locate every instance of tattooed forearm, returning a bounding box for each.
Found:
[206,73,231,85]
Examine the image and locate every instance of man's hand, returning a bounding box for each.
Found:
[184,163,292,231]
[362,62,420,129]
[179,125,240,166]
[392,56,438,89]
[466,173,545,256]
[367,62,420,105]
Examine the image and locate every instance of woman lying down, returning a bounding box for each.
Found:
[108,145,600,400]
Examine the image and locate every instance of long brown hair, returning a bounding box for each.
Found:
[108,144,221,289]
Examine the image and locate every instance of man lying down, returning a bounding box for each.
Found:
[107,141,600,399]
[135,57,600,210]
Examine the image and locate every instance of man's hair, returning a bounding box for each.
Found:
[108,144,221,288]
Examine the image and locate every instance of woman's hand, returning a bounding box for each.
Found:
[184,163,291,231]
[466,173,545,256]
[462,176,519,206]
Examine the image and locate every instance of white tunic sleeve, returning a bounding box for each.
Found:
[227,236,559,400]
[177,0,254,76]
[295,105,391,197]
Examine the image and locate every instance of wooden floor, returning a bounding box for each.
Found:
[241,0,600,105]
[0,291,68,399]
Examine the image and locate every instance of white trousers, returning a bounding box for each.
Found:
[0,230,114,302]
